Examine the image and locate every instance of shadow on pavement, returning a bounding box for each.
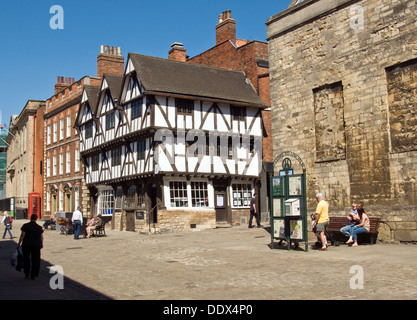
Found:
[0,238,112,300]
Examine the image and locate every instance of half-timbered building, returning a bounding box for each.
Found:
[77,53,266,232]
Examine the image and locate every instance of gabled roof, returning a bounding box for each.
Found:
[102,73,123,103]
[75,85,99,128]
[84,85,100,114]
[127,53,266,108]
[96,74,124,116]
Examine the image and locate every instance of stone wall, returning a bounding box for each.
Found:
[267,0,417,241]
[157,209,216,233]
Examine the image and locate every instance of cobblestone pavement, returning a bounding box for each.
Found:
[1,219,417,300]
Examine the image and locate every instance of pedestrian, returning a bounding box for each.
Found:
[346,207,370,247]
[43,212,56,230]
[248,192,262,228]
[313,193,330,251]
[72,206,83,239]
[17,214,44,280]
[2,212,13,239]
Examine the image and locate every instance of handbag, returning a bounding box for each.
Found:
[11,248,24,272]
[10,250,18,267]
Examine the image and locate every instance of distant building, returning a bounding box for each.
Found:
[6,101,45,218]
[267,0,417,241]
[0,131,8,199]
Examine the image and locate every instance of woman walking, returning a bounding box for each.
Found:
[17,214,44,280]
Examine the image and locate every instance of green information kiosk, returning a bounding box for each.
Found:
[270,152,308,251]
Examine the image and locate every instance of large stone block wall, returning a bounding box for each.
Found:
[267,0,417,241]
[157,209,216,233]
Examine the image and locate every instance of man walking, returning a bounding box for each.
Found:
[249,192,262,228]
[72,206,83,240]
[313,193,329,251]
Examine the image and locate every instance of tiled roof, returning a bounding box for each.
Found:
[84,85,100,114]
[103,74,123,103]
[129,53,266,108]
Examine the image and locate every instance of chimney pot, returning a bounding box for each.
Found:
[216,10,236,45]
[97,44,125,78]
[171,42,184,49]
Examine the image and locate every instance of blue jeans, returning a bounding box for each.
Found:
[73,220,81,239]
[340,225,354,237]
[351,226,367,242]
[2,224,13,239]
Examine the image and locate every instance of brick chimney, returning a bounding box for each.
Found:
[168,42,187,62]
[97,45,124,78]
[55,77,74,94]
[216,10,236,45]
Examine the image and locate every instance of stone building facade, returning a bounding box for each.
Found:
[267,0,417,241]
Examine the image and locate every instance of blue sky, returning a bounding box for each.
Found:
[0,0,290,128]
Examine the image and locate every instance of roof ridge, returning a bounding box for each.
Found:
[128,52,246,76]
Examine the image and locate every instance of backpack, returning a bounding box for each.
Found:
[4,216,10,226]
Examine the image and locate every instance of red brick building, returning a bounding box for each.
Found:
[168,10,273,223]
[43,46,124,219]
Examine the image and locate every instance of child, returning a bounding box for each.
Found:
[347,203,359,225]
[340,204,359,239]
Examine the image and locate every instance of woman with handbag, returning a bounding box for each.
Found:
[17,214,44,280]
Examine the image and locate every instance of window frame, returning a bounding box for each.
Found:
[111,147,122,166]
[131,98,143,120]
[176,98,193,114]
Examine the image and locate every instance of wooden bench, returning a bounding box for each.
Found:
[90,216,111,237]
[327,216,381,244]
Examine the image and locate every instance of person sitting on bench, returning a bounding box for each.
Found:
[346,208,370,247]
[43,212,56,230]
[85,214,102,238]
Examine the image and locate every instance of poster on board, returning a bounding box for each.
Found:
[289,176,302,196]
[272,177,284,196]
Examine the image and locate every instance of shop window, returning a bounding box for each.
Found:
[191,181,208,207]
[99,189,114,216]
[232,183,253,207]
[169,181,188,207]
